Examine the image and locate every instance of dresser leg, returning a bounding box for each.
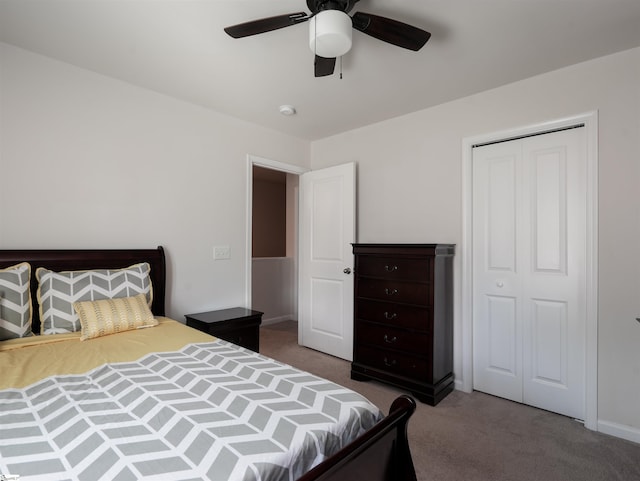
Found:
[412,392,435,405]
[351,371,371,382]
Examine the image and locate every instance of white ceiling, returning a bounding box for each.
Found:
[1,0,640,141]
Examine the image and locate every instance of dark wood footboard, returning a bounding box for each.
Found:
[298,395,418,481]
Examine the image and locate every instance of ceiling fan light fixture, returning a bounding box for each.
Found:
[309,10,352,58]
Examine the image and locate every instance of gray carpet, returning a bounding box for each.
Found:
[260,321,640,481]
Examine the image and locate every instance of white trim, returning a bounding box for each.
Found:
[261,315,295,326]
[583,113,599,431]
[245,154,309,308]
[461,111,598,430]
[597,420,640,445]
[249,154,308,175]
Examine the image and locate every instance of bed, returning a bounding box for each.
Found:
[0,246,417,481]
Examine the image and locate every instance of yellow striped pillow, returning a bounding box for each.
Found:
[74,294,158,341]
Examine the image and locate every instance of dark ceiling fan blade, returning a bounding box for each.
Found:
[224,12,308,38]
[314,55,336,77]
[351,12,431,51]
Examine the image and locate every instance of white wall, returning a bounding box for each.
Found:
[310,47,640,438]
[0,43,310,320]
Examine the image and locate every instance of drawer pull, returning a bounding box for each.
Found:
[385,265,398,272]
[383,357,397,367]
[384,288,398,296]
[384,334,398,344]
[383,311,397,320]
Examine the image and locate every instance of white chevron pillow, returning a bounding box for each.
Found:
[0,262,33,341]
[36,263,153,335]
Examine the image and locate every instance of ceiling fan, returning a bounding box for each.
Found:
[224,0,431,77]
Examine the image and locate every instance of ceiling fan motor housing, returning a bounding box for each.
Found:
[309,10,353,58]
[306,0,358,14]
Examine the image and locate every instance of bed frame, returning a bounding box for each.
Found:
[0,246,418,481]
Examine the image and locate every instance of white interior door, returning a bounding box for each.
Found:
[472,128,586,420]
[298,163,355,361]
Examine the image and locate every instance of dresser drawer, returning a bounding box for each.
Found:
[355,345,432,382]
[356,256,430,282]
[356,321,430,355]
[357,278,431,306]
[356,299,430,332]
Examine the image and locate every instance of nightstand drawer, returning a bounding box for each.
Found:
[213,326,260,352]
[356,321,430,355]
[356,299,430,331]
[357,278,431,306]
[356,256,430,281]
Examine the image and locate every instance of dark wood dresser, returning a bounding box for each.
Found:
[351,244,455,405]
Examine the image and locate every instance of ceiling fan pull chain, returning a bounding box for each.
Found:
[340,56,343,79]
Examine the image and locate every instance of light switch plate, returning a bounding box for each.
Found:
[213,246,230,260]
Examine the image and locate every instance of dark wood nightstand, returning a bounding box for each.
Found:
[185,307,263,352]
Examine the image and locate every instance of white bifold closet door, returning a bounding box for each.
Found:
[472,127,587,420]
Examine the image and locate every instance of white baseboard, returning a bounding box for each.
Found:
[261,315,295,326]
[454,378,470,393]
[597,419,640,445]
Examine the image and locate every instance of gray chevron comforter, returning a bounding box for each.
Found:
[0,339,382,481]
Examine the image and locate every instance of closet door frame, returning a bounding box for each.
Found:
[461,111,598,430]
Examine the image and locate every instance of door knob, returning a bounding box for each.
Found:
[343,268,352,274]
[496,281,504,288]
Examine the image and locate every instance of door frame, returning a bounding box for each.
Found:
[461,111,598,430]
[245,154,309,309]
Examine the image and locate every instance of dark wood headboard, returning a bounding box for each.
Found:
[0,246,166,335]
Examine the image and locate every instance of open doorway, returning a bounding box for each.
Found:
[251,166,298,325]
[246,156,308,331]
[247,156,356,359]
